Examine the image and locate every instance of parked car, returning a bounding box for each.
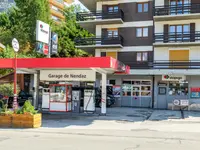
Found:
[8,90,33,107]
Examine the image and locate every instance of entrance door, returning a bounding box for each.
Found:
[157,82,168,109]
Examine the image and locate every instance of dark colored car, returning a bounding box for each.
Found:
[8,91,33,107]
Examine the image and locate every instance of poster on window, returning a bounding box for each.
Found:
[191,87,200,98]
[113,85,121,97]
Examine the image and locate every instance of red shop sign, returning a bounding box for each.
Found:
[191,87,200,92]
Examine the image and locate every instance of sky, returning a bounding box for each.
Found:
[72,0,87,10]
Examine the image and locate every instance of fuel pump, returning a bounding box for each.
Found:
[84,88,95,112]
[72,90,81,113]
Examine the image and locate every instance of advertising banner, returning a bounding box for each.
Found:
[40,70,96,81]
[51,32,58,54]
[36,20,50,44]
[113,85,121,97]
[191,87,200,98]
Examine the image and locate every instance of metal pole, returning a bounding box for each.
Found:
[13,52,18,110]
[48,27,51,58]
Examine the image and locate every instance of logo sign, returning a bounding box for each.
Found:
[173,99,180,106]
[51,32,58,54]
[12,38,19,52]
[40,70,96,81]
[162,75,186,81]
[36,20,50,44]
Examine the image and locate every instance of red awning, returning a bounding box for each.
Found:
[0,57,130,74]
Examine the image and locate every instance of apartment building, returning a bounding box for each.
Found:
[153,0,200,109]
[76,0,200,110]
[76,0,154,108]
[49,0,74,22]
[0,0,74,22]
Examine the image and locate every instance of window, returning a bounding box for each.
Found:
[168,81,188,96]
[108,5,119,12]
[170,0,190,14]
[136,27,148,37]
[122,80,151,97]
[169,24,190,41]
[107,29,118,37]
[137,2,148,13]
[137,52,148,62]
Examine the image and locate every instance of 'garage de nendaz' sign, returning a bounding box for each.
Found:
[40,70,96,81]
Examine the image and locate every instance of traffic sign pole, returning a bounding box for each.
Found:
[12,38,19,110]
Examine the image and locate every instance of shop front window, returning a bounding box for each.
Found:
[168,81,188,96]
[122,80,151,97]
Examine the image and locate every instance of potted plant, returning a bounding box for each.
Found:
[12,101,42,128]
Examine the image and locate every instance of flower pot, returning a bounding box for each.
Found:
[0,115,12,128]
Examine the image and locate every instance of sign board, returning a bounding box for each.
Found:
[180,100,189,106]
[162,75,186,81]
[190,87,200,98]
[40,70,96,81]
[51,32,58,54]
[36,42,49,55]
[12,38,19,52]
[36,20,50,44]
[113,85,121,97]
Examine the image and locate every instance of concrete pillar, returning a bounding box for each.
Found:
[101,73,107,115]
[33,74,37,108]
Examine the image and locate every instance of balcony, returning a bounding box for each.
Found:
[76,10,124,33]
[154,4,200,21]
[75,36,123,52]
[154,60,200,69]
[154,32,200,46]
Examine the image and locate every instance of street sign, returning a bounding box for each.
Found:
[12,38,19,52]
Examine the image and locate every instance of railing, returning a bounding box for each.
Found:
[75,36,123,46]
[154,60,200,69]
[154,4,200,16]
[154,32,200,43]
[121,60,200,69]
[76,10,124,21]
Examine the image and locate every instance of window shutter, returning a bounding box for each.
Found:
[164,24,169,43]
[190,23,195,42]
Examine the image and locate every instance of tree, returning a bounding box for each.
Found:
[52,5,93,57]
[0,0,50,51]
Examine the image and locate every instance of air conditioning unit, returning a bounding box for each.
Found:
[173,99,180,106]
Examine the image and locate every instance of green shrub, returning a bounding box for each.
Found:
[17,100,38,115]
[0,83,20,97]
[0,100,13,115]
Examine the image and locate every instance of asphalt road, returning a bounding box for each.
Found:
[0,128,200,150]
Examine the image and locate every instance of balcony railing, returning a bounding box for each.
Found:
[154,4,200,16]
[75,36,123,46]
[154,32,200,43]
[76,10,124,21]
[154,60,200,69]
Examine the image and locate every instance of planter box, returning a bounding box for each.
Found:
[12,114,42,128]
[0,115,12,128]
[0,114,42,128]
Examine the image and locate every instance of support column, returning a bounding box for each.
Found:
[33,73,39,109]
[101,73,107,115]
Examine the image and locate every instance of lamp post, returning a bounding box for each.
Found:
[12,38,19,110]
